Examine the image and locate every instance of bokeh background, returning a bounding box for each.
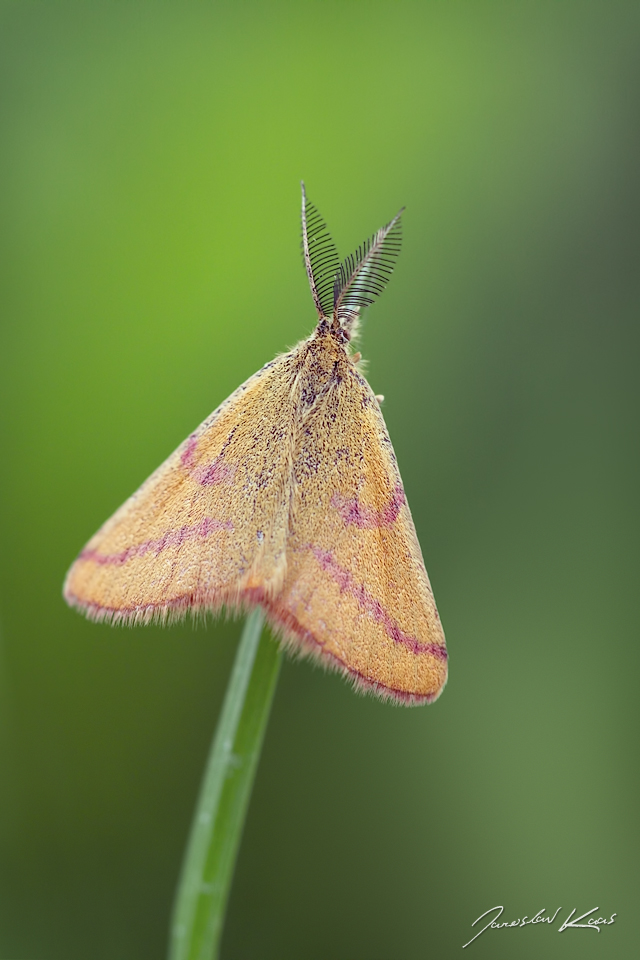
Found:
[1,2,639,957]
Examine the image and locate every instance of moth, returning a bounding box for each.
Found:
[64,184,448,704]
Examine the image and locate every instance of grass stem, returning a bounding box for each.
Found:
[168,609,281,960]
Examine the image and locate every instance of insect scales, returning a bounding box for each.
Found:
[64,184,447,704]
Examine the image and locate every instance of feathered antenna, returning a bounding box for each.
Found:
[333,209,404,328]
[301,182,340,320]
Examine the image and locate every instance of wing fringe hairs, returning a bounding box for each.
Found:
[66,593,435,706]
[66,592,440,707]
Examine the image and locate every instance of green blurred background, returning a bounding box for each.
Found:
[1,1,638,957]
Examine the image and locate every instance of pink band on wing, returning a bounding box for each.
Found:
[80,517,233,567]
[311,547,447,660]
[331,483,405,528]
[180,433,237,486]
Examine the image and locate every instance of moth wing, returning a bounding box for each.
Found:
[64,353,299,623]
[267,363,447,704]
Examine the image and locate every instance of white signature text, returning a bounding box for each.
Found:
[462,905,617,948]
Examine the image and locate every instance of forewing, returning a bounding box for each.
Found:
[267,362,447,704]
[64,353,298,623]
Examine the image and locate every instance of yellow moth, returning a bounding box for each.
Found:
[64,184,447,705]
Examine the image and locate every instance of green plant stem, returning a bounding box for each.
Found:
[168,609,281,960]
